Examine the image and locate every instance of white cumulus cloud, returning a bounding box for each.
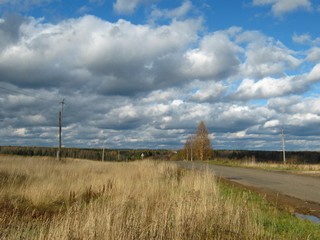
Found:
[113,0,156,14]
[233,76,306,100]
[253,0,312,16]
[183,31,241,80]
[150,0,193,21]
[237,30,301,79]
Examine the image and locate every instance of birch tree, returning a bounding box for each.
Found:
[183,135,195,161]
[194,121,212,160]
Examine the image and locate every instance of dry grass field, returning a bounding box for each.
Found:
[0,155,319,239]
[245,161,320,173]
[211,158,320,176]
[238,159,319,169]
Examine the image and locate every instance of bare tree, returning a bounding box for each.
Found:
[194,121,212,161]
[183,135,195,161]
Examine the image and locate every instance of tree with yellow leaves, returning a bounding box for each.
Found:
[194,121,212,161]
[183,121,212,161]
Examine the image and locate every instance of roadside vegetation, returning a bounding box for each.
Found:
[1,155,320,239]
[208,158,320,176]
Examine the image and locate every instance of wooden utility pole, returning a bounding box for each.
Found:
[102,147,105,161]
[57,111,62,160]
[190,135,193,162]
[282,127,286,164]
[102,138,105,161]
[57,99,65,161]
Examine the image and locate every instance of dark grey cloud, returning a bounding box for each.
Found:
[0,14,26,49]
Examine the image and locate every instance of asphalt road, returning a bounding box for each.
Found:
[175,161,320,204]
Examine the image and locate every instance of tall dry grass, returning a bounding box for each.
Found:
[240,160,320,173]
[0,155,269,239]
[212,158,320,175]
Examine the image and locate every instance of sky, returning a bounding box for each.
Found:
[0,0,320,151]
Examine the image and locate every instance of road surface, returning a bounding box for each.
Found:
[175,161,320,204]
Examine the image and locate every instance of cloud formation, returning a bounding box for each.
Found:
[150,0,193,21]
[253,0,312,16]
[0,1,320,151]
[113,0,156,14]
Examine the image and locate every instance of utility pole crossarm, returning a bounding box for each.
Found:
[57,111,62,161]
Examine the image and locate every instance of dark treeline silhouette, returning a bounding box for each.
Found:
[0,146,173,161]
[212,150,320,164]
[2,146,320,163]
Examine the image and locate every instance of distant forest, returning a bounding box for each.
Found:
[1,146,320,163]
[0,146,173,161]
[211,150,320,164]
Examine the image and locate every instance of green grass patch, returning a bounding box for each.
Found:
[218,179,320,240]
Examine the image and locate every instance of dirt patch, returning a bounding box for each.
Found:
[220,177,320,218]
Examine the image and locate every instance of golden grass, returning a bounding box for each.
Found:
[210,158,320,176]
[0,155,285,239]
[240,161,320,175]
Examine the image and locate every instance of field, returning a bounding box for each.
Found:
[1,155,320,239]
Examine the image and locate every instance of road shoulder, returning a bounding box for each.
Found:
[220,177,320,218]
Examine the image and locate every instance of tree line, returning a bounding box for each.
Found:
[181,121,320,163]
[2,121,320,163]
[211,149,320,164]
[0,146,173,161]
